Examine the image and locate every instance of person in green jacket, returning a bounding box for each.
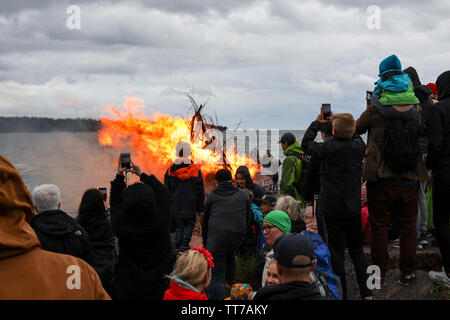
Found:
[279,132,304,203]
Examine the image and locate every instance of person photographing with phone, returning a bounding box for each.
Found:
[301,112,373,301]
[110,155,175,299]
[301,105,334,242]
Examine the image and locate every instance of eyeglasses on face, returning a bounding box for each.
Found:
[262,225,276,233]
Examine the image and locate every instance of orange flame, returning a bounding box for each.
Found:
[98,97,260,181]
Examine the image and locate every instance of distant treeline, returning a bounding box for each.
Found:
[0,116,227,133]
[0,117,101,133]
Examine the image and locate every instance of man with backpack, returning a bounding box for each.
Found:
[279,132,306,204]
[302,112,372,300]
[356,54,428,286]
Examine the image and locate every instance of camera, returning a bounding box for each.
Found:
[321,103,331,120]
[120,152,131,169]
[366,91,373,106]
[99,187,107,202]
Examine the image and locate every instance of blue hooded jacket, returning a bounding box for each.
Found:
[373,54,413,95]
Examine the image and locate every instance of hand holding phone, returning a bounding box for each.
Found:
[321,103,331,120]
[130,161,143,177]
[366,91,373,106]
[120,152,131,169]
[117,154,129,176]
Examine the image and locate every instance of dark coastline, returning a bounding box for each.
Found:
[0,116,228,133]
[0,116,101,133]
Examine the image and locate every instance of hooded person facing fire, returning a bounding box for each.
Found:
[202,169,251,300]
[235,165,266,258]
[235,166,266,204]
[110,158,175,300]
[164,141,205,255]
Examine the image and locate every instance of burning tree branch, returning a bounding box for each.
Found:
[171,88,233,172]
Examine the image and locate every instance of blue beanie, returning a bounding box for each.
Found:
[378,54,402,77]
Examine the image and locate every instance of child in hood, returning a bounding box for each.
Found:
[373,54,419,106]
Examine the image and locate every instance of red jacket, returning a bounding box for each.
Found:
[163,279,208,300]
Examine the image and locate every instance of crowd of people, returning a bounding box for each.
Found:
[0,54,449,300]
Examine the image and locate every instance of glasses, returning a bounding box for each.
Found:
[262,225,276,233]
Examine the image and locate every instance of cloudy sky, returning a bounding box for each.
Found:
[1,0,449,129]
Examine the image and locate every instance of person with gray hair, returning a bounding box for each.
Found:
[274,196,306,233]
[32,184,61,212]
[30,184,94,265]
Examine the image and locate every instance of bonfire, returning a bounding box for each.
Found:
[98,93,261,248]
[98,93,260,183]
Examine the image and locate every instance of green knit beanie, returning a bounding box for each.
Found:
[263,210,292,234]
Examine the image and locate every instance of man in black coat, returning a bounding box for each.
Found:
[426,70,450,287]
[301,113,372,300]
[202,169,251,300]
[110,160,175,300]
[30,184,94,266]
[164,141,205,254]
[302,119,333,243]
[404,66,434,246]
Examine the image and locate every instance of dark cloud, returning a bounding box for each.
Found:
[0,0,261,16]
[1,0,449,129]
[0,0,56,14]
[318,0,437,9]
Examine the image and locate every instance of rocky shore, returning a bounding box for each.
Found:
[345,243,449,300]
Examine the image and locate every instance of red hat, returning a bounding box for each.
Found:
[427,83,437,95]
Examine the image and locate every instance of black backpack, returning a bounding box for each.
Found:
[378,118,420,173]
[290,152,310,198]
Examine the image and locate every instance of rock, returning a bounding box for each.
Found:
[344,244,448,300]
[363,245,442,271]
[372,269,438,300]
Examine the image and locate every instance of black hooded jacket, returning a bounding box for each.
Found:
[302,120,328,202]
[301,121,366,218]
[253,281,326,300]
[110,173,175,300]
[30,210,95,266]
[404,66,435,153]
[427,70,450,180]
[236,166,266,202]
[164,160,205,220]
[202,181,251,250]
[403,67,433,111]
